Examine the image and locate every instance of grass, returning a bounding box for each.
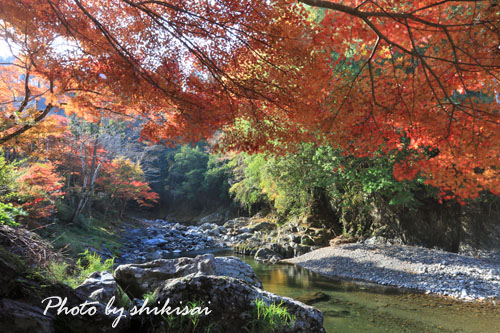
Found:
[39,213,123,259]
[116,285,132,308]
[249,299,296,333]
[142,290,157,305]
[43,249,115,288]
[161,299,208,333]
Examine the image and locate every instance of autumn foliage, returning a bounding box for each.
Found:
[17,162,64,219]
[98,157,159,217]
[0,0,500,202]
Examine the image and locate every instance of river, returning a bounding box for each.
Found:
[164,248,499,332]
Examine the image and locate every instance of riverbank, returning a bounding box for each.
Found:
[284,243,500,302]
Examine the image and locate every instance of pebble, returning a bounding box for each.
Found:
[286,243,500,302]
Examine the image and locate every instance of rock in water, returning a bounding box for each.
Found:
[114,254,262,298]
[254,247,283,263]
[297,292,330,305]
[142,275,325,333]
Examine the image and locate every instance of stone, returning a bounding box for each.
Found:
[75,271,118,303]
[114,254,262,298]
[145,250,163,261]
[301,235,315,246]
[255,247,283,263]
[0,298,55,333]
[144,237,168,247]
[214,256,262,288]
[198,213,224,225]
[237,232,253,240]
[223,217,250,229]
[249,221,277,232]
[114,254,216,298]
[297,292,330,305]
[199,222,219,231]
[141,275,325,333]
[293,244,312,257]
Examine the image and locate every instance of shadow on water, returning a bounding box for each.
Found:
[164,249,500,332]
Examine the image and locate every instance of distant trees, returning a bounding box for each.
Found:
[0,114,159,225]
[161,144,232,210]
[98,157,159,217]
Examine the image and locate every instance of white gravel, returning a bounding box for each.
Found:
[284,243,500,302]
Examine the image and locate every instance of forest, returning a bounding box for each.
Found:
[0,1,499,332]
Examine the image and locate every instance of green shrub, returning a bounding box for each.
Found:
[0,202,26,226]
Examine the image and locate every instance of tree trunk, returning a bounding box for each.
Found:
[71,119,104,223]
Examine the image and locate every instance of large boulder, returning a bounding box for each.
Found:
[140,275,324,333]
[255,247,283,263]
[214,256,262,288]
[223,217,250,229]
[0,272,130,333]
[0,299,55,333]
[114,254,261,298]
[75,271,118,303]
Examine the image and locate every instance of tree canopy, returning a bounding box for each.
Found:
[1,0,500,201]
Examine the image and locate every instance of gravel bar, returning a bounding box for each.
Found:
[284,243,500,302]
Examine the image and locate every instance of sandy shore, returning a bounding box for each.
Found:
[284,243,500,302]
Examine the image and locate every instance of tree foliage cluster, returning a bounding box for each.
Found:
[156,144,233,211]
[0,115,159,227]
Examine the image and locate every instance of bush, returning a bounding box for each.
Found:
[0,202,27,226]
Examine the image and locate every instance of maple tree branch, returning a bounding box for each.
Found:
[0,79,54,144]
[0,104,53,144]
[299,0,488,19]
